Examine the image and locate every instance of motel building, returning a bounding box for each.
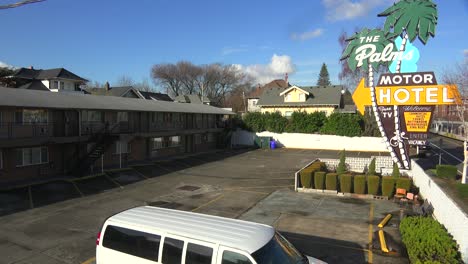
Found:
[0,87,233,186]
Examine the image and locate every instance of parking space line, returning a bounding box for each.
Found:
[81,257,95,264]
[104,174,123,189]
[227,185,293,189]
[71,181,84,197]
[191,194,224,212]
[368,203,374,263]
[28,185,34,209]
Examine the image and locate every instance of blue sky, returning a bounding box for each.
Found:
[0,0,466,90]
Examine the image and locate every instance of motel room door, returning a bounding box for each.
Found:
[185,135,194,153]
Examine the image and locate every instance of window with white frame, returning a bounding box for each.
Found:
[16,147,48,166]
[168,136,180,147]
[151,137,164,150]
[117,112,128,122]
[114,141,131,154]
[285,93,291,102]
[299,93,306,102]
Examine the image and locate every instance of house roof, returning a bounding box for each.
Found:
[0,86,234,115]
[139,91,173,101]
[84,86,144,98]
[17,80,49,91]
[11,68,88,82]
[279,86,310,96]
[248,79,289,99]
[175,94,211,104]
[257,85,343,106]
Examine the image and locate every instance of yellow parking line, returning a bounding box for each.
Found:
[368,203,374,263]
[81,257,95,264]
[191,194,224,212]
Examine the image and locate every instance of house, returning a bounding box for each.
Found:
[139,91,173,101]
[2,67,88,92]
[84,82,145,99]
[0,86,233,185]
[247,77,290,113]
[257,85,343,117]
[175,95,211,105]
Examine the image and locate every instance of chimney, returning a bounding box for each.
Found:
[29,66,34,70]
[104,81,110,91]
[284,73,288,85]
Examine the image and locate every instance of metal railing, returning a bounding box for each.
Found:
[0,122,54,139]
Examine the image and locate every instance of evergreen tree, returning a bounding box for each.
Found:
[337,149,346,174]
[317,63,331,86]
[368,158,376,175]
[392,163,401,178]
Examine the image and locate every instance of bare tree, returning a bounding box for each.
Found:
[116,75,134,87]
[178,61,202,95]
[443,63,468,184]
[0,0,45,9]
[134,77,154,92]
[151,63,183,96]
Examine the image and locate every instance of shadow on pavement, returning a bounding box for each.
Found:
[31,181,81,208]
[0,187,30,216]
[281,231,367,264]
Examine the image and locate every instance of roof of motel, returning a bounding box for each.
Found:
[0,87,234,115]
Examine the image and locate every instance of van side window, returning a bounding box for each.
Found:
[102,225,160,261]
[221,251,253,264]
[162,237,184,264]
[186,243,213,264]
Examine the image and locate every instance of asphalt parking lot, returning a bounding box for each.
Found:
[0,148,407,264]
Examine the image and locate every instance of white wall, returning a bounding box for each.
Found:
[231,130,388,152]
[409,161,468,263]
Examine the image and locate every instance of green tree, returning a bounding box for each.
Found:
[392,163,401,178]
[317,63,331,86]
[337,149,346,174]
[368,158,376,175]
[320,112,363,137]
[363,109,380,137]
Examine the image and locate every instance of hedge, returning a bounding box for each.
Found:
[382,177,395,198]
[367,175,380,195]
[436,165,458,180]
[354,175,366,194]
[396,178,412,191]
[339,174,353,193]
[368,158,376,175]
[400,217,461,263]
[300,170,313,188]
[326,173,338,191]
[314,171,326,190]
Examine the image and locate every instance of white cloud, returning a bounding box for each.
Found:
[0,61,15,68]
[291,28,323,41]
[221,46,248,56]
[236,54,296,84]
[322,0,385,21]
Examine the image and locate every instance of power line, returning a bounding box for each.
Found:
[0,0,45,10]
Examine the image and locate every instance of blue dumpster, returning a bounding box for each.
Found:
[270,140,276,149]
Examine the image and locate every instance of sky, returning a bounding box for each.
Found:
[0,0,467,91]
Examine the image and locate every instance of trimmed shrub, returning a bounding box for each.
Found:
[368,158,376,175]
[320,112,364,137]
[300,170,313,188]
[400,217,461,263]
[337,149,346,175]
[382,177,395,198]
[367,175,380,195]
[392,163,400,178]
[354,175,366,194]
[436,165,458,180]
[326,173,338,191]
[314,171,326,190]
[456,183,468,199]
[312,161,327,172]
[396,178,412,191]
[339,174,353,193]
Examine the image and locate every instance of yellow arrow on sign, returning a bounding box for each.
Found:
[353,78,460,115]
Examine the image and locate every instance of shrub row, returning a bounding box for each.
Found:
[436,164,458,180]
[400,217,461,263]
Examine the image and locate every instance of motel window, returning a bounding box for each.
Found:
[52,81,58,89]
[152,112,163,123]
[15,109,48,124]
[82,110,102,122]
[16,147,48,167]
[114,141,131,154]
[207,133,215,143]
[196,114,202,128]
[117,112,128,122]
[163,113,173,122]
[168,136,180,147]
[151,137,165,150]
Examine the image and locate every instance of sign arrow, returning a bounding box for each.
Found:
[352,78,371,115]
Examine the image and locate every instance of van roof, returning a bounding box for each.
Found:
[106,206,274,253]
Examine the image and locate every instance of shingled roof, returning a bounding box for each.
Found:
[84,86,143,98]
[257,85,343,106]
[11,68,88,82]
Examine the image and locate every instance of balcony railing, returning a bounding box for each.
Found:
[0,122,55,139]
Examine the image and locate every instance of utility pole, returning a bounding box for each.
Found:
[438,138,443,165]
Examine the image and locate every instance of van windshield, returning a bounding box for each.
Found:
[251,232,307,264]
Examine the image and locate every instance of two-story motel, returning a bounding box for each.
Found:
[0,87,233,185]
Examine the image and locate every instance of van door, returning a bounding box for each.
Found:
[216,246,256,264]
[98,224,162,264]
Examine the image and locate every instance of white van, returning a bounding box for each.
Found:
[96,206,326,264]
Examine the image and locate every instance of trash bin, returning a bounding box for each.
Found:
[270,140,276,149]
[261,137,272,149]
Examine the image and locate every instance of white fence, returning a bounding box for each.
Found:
[410,160,468,263]
[231,130,388,152]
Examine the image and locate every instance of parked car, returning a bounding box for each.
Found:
[96,206,327,264]
[419,141,432,150]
